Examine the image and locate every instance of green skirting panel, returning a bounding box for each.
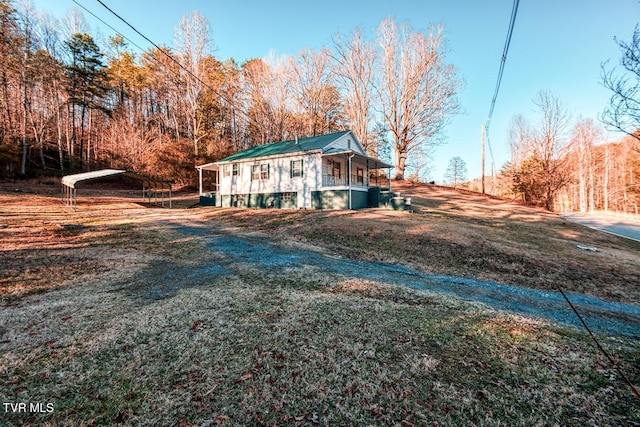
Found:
[351,190,368,209]
[311,190,347,209]
[199,194,217,206]
[219,192,298,209]
[311,190,368,210]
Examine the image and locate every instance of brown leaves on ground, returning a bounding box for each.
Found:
[209,181,640,304]
[1,180,640,426]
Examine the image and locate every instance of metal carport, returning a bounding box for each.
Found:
[61,169,172,210]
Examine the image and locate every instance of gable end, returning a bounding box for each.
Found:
[323,131,366,155]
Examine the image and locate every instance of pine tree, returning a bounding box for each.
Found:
[64,32,110,168]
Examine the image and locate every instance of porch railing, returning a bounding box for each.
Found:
[322,175,369,188]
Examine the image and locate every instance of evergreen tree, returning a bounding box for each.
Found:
[64,32,110,167]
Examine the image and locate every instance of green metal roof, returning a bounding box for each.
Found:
[218,130,352,162]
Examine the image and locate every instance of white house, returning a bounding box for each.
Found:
[196,130,395,209]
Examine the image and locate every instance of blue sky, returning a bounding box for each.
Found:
[30,0,640,181]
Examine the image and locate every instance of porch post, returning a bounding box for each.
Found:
[348,154,354,209]
[198,167,203,196]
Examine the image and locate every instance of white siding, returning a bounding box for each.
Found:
[218,152,322,208]
[324,132,366,155]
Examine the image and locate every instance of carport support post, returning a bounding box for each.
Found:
[198,167,203,196]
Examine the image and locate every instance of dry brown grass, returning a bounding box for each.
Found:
[1,180,639,426]
[207,181,640,304]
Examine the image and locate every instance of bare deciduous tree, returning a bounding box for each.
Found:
[533,90,571,162]
[511,91,571,210]
[507,114,532,168]
[444,156,467,188]
[601,25,640,147]
[569,118,602,212]
[174,10,212,157]
[288,48,342,137]
[377,17,461,180]
[332,28,377,154]
[242,55,294,145]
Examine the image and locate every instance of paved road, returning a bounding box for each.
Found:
[561,213,640,242]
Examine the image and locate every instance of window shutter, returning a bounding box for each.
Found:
[268,163,270,179]
[300,159,304,177]
[290,161,293,178]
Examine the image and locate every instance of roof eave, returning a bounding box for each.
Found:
[321,150,393,169]
[215,148,323,165]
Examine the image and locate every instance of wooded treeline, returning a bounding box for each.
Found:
[0,1,462,184]
[2,1,638,215]
[477,90,640,215]
[470,23,640,215]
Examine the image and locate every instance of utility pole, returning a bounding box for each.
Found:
[481,124,486,194]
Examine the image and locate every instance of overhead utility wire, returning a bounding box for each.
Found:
[72,0,147,54]
[482,0,638,399]
[558,287,640,399]
[485,0,520,169]
[84,0,256,126]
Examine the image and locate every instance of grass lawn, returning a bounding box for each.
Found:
[1,180,639,426]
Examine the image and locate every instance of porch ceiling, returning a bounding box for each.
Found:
[321,150,393,169]
[196,162,219,171]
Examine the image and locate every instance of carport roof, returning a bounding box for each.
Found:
[62,169,171,189]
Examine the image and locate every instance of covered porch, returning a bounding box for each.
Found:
[196,162,220,206]
[320,151,393,191]
[319,151,394,210]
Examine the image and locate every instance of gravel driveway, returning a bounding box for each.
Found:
[171,222,640,338]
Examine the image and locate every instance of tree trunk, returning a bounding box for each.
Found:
[604,144,609,212]
[55,80,64,172]
[394,143,406,180]
[79,104,86,168]
[57,105,64,172]
[86,108,92,169]
[1,69,13,141]
[578,146,586,212]
[588,161,595,212]
[20,61,27,176]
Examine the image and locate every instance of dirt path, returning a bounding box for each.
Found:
[166,221,640,338]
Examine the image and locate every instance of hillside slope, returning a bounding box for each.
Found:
[210,181,640,304]
[2,180,639,425]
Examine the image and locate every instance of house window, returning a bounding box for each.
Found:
[223,164,238,177]
[252,163,269,180]
[356,167,364,184]
[330,160,341,178]
[290,160,303,178]
[231,194,244,207]
[280,192,293,202]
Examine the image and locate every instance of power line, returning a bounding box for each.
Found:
[481,1,639,399]
[558,286,640,399]
[485,0,520,169]
[75,0,254,127]
[71,0,147,54]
